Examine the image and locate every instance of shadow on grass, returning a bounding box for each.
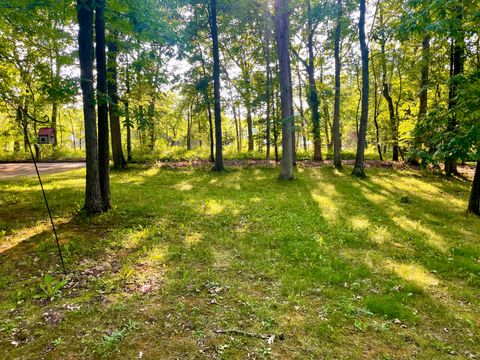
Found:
[0,164,479,358]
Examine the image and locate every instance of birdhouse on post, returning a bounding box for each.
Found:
[38,128,55,145]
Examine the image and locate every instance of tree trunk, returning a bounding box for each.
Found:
[187,103,192,150]
[265,5,272,161]
[274,0,294,179]
[95,0,111,211]
[107,37,127,169]
[445,4,464,176]
[418,34,430,123]
[306,0,322,161]
[243,69,254,152]
[124,63,133,161]
[246,100,254,152]
[379,8,399,161]
[272,75,279,162]
[297,66,307,152]
[232,99,241,153]
[19,104,29,153]
[352,0,369,177]
[207,106,215,162]
[371,53,383,161]
[50,46,61,148]
[77,0,102,213]
[210,0,224,171]
[332,0,342,169]
[199,48,215,162]
[148,96,155,151]
[468,162,480,215]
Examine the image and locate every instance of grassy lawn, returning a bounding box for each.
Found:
[0,164,479,359]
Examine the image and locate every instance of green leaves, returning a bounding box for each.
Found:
[37,273,68,300]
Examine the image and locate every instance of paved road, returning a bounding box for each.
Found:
[0,162,85,180]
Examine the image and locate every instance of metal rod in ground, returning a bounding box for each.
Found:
[24,128,67,275]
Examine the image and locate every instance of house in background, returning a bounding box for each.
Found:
[38,128,55,145]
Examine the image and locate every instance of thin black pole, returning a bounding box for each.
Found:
[23,127,67,275]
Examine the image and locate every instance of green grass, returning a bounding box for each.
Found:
[0,163,479,359]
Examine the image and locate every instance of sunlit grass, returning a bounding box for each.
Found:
[0,164,479,359]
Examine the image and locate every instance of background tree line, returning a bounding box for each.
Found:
[0,0,478,214]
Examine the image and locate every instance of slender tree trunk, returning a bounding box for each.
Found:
[51,50,60,148]
[333,0,342,169]
[468,162,480,215]
[418,34,430,124]
[124,101,132,161]
[187,103,192,150]
[445,4,464,175]
[199,48,215,162]
[379,8,398,161]
[77,0,102,213]
[272,75,279,162]
[246,100,254,152]
[210,0,224,171]
[207,106,215,162]
[352,0,369,177]
[107,37,127,169]
[265,5,272,161]
[233,101,241,152]
[244,69,254,152]
[19,103,29,153]
[124,62,133,161]
[274,0,294,179]
[320,66,332,151]
[306,0,322,161]
[297,66,307,152]
[371,54,383,161]
[95,0,111,211]
[148,96,155,151]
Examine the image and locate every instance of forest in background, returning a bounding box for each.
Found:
[0,0,479,212]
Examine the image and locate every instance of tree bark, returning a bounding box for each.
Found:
[77,0,102,213]
[371,53,383,161]
[51,49,60,148]
[95,0,111,211]
[124,62,132,161]
[272,73,279,162]
[297,66,307,152]
[306,0,322,161]
[274,0,294,179]
[148,95,155,151]
[265,4,272,161]
[187,103,192,150]
[333,0,342,169]
[352,0,369,177]
[107,37,127,169]
[418,34,430,124]
[468,162,480,215]
[210,0,224,171]
[379,8,399,161]
[199,47,215,162]
[445,4,464,175]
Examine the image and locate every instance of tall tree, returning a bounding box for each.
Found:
[378,5,399,161]
[95,0,111,211]
[418,34,430,125]
[77,0,102,213]
[469,162,480,215]
[274,0,294,180]
[305,0,322,160]
[352,0,369,177]
[445,3,465,175]
[210,0,224,171]
[264,3,272,162]
[333,0,342,169]
[107,36,127,169]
